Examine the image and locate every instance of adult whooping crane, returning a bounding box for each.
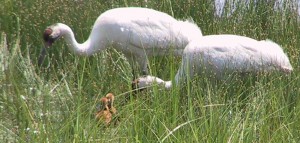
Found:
[132,34,293,90]
[39,7,202,75]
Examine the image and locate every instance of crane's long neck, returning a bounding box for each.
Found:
[59,23,105,56]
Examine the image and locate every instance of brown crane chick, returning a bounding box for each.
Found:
[105,93,117,114]
[95,97,112,125]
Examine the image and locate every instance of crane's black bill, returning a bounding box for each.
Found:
[38,47,47,66]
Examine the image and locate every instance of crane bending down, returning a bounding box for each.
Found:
[132,34,293,89]
[39,7,202,74]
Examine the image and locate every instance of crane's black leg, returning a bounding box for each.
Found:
[129,64,139,98]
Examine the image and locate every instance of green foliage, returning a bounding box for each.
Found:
[1,0,300,142]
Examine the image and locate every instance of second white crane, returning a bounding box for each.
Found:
[132,34,293,90]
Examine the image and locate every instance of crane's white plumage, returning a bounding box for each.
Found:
[39,7,202,74]
[133,34,293,89]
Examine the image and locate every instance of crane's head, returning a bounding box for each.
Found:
[43,24,62,47]
[131,75,164,93]
[43,28,56,47]
[131,77,145,94]
[39,24,62,66]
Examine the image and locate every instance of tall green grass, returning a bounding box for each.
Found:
[1,0,300,142]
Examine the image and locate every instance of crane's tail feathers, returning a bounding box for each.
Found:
[178,20,203,41]
[261,39,284,52]
[184,17,196,23]
[260,39,293,73]
[280,66,293,74]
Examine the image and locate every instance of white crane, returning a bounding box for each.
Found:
[132,34,293,90]
[39,7,203,74]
